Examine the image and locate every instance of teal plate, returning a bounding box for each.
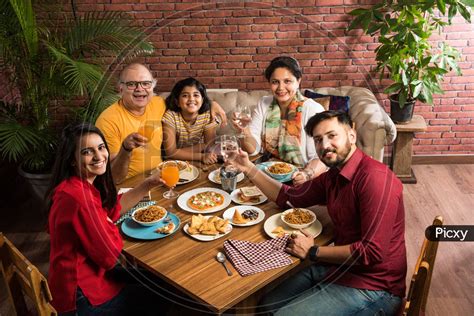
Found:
[256,162,295,183]
[121,212,180,240]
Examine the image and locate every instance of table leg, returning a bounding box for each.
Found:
[391,131,418,184]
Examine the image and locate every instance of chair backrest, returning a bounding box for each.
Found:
[403,216,443,316]
[0,232,57,316]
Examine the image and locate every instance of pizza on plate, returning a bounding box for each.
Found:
[187,191,225,211]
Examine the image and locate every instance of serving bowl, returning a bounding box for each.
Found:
[264,162,297,181]
[281,208,316,229]
[131,205,168,226]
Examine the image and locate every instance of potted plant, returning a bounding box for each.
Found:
[348,0,471,123]
[0,0,154,199]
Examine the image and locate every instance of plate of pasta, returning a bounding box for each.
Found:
[256,162,297,183]
[121,212,181,240]
[263,213,322,239]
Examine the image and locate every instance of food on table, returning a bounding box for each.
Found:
[214,169,221,183]
[242,209,259,221]
[232,210,249,224]
[133,205,166,223]
[268,162,293,174]
[155,222,175,234]
[187,191,225,211]
[187,214,229,235]
[157,160,190,171]
[271,226,286,238]
[238,186,263,203]
[283,208,314,225]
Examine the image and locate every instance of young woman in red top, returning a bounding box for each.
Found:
[47,123,169,315]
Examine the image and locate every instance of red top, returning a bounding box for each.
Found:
[48,176,124,312]
[277,149,407,297]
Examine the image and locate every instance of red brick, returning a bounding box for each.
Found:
[252,24,276,32]
[196,70,223,77]
[461,105,474,111]
[449,144,474,151]
[184,19,211,26]
[232,33,260,40]
[461,138,474,144]
[209,25,238,33]
[433,138,461,145]
[456,132,474,138]
[218,62,244,69]
[416,132,442,139]
[207,33,231,40]
[457,118,471,124]
[302,7,331,14]
[103,4,133,11]
[254,17,282,24]
[208,41,236,48]
[232,9,260,17]
[413,145,449,152]
[182,26,209,33]
[150,63,177,70]
[452,125,474,132]
[226,18,254,25]
[279,24,307,31]
[205,10,232,18]
[260,33,276,39]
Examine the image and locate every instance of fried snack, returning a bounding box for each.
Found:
[155,222,175,234]
[158,160,189,171]
[187,215,228,236]
[272,226,286,238]
[268,162,293,174]
[134,205,166,223]
[284,208,314,225]
[232,210,248,224]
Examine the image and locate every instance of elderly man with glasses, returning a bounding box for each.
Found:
[96,63,226,183]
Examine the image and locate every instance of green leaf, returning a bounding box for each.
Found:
[457,3,471,22]
[437,0,446,15]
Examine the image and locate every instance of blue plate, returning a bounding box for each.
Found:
[256,162,295,183]
[121,212,180,240]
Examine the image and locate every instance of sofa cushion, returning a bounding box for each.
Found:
[304,90,350,113]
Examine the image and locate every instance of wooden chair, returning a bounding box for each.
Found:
[403,216,443,316]
[0,232,57,316]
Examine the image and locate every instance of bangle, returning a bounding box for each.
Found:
[121,142,132,152]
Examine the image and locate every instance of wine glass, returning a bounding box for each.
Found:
[234,104,251,138]
[138,121,156,151]
[220,135,239,162]
[161,161,180,199]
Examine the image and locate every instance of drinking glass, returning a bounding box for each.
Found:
[161,161,180,199]
[220,135,239,162]
[234,104,251,138]
[138,121,156,150]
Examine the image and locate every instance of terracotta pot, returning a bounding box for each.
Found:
[390,95,415,124]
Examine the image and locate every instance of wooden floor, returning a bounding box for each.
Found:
[1,164,473,315]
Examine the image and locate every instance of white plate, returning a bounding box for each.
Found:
[222,206,265,227]
[208,169,245,184]
[230,188,268,205]
[263,213,322,239]
[183,216,233,241]
[177,163,199,185]
[177,187,231,214]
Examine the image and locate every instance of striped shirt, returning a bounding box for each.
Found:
[162,110,218,148]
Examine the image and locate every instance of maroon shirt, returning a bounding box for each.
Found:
[48,177,124,312]
[276,149,407,297]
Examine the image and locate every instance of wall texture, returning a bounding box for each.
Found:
[26,1,474,155]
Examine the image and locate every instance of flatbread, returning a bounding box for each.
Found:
[187,191,225,211]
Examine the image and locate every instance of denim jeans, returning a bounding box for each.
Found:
[259,265,402,316]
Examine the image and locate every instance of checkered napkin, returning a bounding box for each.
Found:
[223,236,292,276]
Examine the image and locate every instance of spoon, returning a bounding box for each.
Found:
[216,252,232,276]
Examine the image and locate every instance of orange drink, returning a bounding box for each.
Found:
[138,122,155,142]
[162,164,179,188]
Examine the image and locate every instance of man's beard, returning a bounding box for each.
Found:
[319,139,352,168]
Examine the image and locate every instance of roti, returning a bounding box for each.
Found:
[187,191,225,211]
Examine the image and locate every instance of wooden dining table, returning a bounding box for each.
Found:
[118,161,334,314]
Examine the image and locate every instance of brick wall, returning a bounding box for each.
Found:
[38,1,474,155]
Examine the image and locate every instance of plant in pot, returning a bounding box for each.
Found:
[0,0,154,200]
[348,0,471,123]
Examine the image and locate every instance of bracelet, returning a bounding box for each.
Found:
[121,142,132,152]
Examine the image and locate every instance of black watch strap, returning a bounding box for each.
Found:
[308,245,320,262]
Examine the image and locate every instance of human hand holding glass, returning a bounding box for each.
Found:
[161,161,180,199]
[233,104,251,138]
[220,135,239,163]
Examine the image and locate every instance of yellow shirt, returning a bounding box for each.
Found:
[96,96,165,179]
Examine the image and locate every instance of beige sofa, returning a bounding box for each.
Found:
[160,87,396,162]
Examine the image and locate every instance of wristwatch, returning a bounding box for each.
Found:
[308,245,320,262]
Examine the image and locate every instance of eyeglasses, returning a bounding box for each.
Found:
[120,80,154,90]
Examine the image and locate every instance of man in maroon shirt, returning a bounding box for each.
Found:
[230,111,406,315]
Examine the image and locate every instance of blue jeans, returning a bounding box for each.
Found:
[259,265,402,316]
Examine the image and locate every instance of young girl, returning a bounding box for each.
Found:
[46,123,168,315]
[163,77,219,164]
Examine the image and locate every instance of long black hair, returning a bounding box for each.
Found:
[165,77,211,114]
[46,123,117,214]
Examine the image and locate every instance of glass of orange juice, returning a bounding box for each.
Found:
[138,121,155,150]
[162,160,180,199]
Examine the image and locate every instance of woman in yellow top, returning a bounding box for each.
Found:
[162,77,219,164]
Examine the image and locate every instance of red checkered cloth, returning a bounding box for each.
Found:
[223,236,292,276]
